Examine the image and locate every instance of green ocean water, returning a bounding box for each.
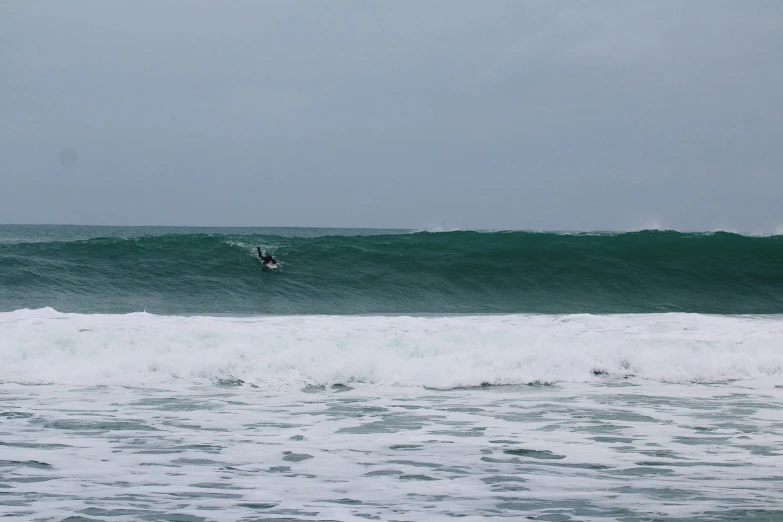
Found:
[1,225,782,314]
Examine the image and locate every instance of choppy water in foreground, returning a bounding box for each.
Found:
[3,380,783,521]
[2,310,783,520]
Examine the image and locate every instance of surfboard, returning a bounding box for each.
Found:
[263,262,278,269]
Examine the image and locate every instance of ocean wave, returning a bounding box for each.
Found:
[2,309,782,388]
[2,229,783,314]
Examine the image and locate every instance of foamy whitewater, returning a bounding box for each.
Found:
[2,309,783,521]
[2,227,783,521]
[3,309,783,387]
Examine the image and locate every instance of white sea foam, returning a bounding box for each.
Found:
[2,308,782,388]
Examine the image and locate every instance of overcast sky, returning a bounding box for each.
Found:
[2,1,782,231]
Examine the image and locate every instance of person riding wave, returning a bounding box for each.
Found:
[257,247,277,268]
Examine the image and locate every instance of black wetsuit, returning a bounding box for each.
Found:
[257,247,276,266]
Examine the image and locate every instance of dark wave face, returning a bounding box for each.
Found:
[1,226,782,314]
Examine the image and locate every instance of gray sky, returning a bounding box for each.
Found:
[2,1,782,231]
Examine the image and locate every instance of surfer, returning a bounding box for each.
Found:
[257,247,277,268]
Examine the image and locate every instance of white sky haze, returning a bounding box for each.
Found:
[2,1,782,231]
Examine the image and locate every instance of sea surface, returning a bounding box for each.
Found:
[1,226,783,521]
